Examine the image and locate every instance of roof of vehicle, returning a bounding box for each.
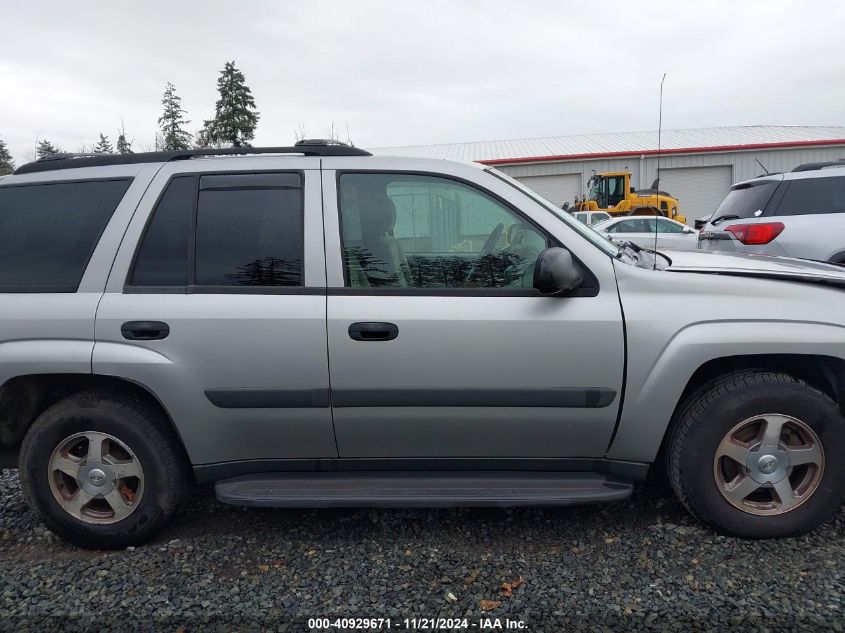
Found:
[731,159,845,190]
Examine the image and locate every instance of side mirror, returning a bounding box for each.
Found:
[683,227,694,234]
[533,247,583,296]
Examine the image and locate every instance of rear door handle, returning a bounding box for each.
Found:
[348,322,399,342]
[121,321,170,341]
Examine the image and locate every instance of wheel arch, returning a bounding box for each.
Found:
[609,352,845,465]
[608,317,845,463]
[673,354,845,419]
[0,373,193,476]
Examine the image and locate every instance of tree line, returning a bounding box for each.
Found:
[0,60,259,175]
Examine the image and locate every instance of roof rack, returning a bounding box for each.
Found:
[13,140,372,175]
[791,158,845,173]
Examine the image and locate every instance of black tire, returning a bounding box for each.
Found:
[667,370,845,538]
[19,390,191,549]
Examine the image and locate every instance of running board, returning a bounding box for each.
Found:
[214,471,633,508]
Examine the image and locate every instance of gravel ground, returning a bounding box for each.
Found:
[1,468,844,632]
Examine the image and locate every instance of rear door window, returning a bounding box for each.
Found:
[771,176,845,216]
[129,172,304,289]
[0,179,131,292]
[195,178,303,287]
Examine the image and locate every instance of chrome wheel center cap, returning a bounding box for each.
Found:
[78,463,116,495]
[88,468,107,486]
[757,454,778,474]
[747,448,790,484]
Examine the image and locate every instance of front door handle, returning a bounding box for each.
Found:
[348,322,399,342]
[121,321,170,341]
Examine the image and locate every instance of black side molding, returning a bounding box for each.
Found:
[204,387,615,409]
[331,388,616,408]
[205,388,330,409]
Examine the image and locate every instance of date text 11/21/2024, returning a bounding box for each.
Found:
[308,617,528,630]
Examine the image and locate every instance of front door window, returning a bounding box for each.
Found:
[338,173,548,289]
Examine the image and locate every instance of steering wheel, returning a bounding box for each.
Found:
[466,222,505,284]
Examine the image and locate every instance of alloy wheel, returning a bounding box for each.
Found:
[713,414,824,516]
[47,431,145,524]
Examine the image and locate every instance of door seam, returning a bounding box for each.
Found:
[320,158,342,457]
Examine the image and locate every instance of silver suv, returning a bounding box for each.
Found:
[698,159,845,262]
[3,142,845,548]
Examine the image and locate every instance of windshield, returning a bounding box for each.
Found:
[486,168,618,257]
[588,175,625,208]
[712,180,780,221]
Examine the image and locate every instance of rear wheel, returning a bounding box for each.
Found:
[667,371,845,537]
[19,391,190,549]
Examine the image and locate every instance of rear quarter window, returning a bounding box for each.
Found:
[0,179,131,292]
[771,175,845,216]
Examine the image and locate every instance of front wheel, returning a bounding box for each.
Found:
[19,391,190,549]
[667,371,845,538]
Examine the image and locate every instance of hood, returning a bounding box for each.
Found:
[663,249,845,287]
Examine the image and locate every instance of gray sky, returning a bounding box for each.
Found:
[2,0,844,164]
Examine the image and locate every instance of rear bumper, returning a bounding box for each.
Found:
[697,236,787,256]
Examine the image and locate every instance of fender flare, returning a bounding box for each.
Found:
[607,319,845,462]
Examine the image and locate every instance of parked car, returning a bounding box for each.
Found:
[3,142,845,549]
[698,160,845,262]
[594,215,699,250]
[572,210,612,226]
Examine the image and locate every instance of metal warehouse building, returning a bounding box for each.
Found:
[375,125,845,224]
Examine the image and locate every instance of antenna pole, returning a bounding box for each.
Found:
[653,73,666,268]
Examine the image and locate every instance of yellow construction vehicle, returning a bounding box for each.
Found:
[571,170,686,224]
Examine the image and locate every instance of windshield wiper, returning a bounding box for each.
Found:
[614,240,642,263]
[710,214,740,226]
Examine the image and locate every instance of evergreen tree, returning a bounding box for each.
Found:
[116,122,133,154]
[204,61,259,147]
[93,133,114,154]
[193,126,214,149]
[0,137,14,175]
[158,82,192,150]
[36,139,62,159]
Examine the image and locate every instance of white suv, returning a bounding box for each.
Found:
[698,159,845,263]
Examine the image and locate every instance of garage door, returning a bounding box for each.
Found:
[516,174,582,208]
[659,166,733,225]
